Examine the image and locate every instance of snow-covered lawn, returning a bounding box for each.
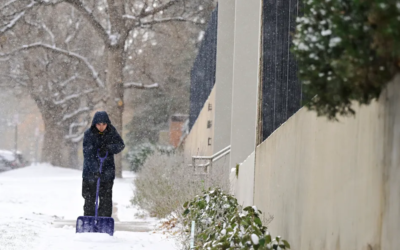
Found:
[0,164,178,250]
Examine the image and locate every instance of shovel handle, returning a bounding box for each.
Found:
[95,149,108,219]
[97,149,109,173]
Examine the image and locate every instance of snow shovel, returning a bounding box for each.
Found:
[76,150,114,236]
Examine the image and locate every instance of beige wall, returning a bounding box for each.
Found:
[186,1,400,249]
[213,0,236,154]
[183,87,215,159]
[229,0,262,169]
[250,76,400,250]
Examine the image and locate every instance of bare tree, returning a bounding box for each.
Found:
[1,47,98,168]
[0,6,102,168]
[125,20,202,144]
[0,0,213,175]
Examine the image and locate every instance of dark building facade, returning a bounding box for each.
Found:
[261,0,303,140]
[189,2,303,141]
[189,6,218,130]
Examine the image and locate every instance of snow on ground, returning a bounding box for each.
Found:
[0,164,179,250]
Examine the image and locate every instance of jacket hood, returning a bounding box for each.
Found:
[91,111,111,127]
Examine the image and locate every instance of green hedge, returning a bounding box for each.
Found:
[293,0,400,119]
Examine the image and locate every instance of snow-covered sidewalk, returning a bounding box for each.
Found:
[0,164,178,250]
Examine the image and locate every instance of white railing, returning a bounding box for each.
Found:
[190,145,231,176]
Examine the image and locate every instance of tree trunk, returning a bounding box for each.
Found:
[106,46,125,178]
[41,118,66,167]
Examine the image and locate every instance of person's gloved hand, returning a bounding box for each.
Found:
[99,144,107,157]
[94,171,101,179]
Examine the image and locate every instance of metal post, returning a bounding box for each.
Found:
[14,124,18,154]
[190,221,195,249]
[206,158,212,189]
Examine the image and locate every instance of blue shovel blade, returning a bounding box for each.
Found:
[76,216,114,236]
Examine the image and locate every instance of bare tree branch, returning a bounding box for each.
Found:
[1,0,19,9]
[141,17,203,26]
[140,0,178,17]
[42,23,55,46]
[53,88,95,105]
[64,0,110,45]
[62,106,90,121]
[59,74,78,87]
[123,82,159,89]
[0,1,36,35]
[0,0,65,35]
[0,73,28,87]
[0,42,105,88]
[124,15,202,26]
[65,16,82,50]
[123,1,204,35]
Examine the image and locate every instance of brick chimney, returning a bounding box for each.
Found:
[169,114,188,148]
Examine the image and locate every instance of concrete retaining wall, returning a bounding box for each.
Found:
[251,75,400,250]
[229,0,262,170]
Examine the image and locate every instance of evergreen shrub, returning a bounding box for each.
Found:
[293,0,400,119]
[182,189,290,250]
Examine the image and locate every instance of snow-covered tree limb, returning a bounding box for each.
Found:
[122,14,136,20]
[53,88,95,105]
[123,82,159,89]
[62,106,90,121]
[59,74,78,87]
[0,42,105,88]
[65,121,88,142]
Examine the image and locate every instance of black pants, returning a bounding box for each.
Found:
[82,179,114,217]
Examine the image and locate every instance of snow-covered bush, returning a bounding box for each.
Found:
[126,143,174,172]
[132,152,204,218]
[293,0,400,119]
[182,189,290,250]
[126,143,155,172]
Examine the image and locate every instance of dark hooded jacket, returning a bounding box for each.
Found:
[82,111,125,181]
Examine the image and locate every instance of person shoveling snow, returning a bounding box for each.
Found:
[76,111,125,236]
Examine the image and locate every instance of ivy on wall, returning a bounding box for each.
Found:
[293,0,400,119]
